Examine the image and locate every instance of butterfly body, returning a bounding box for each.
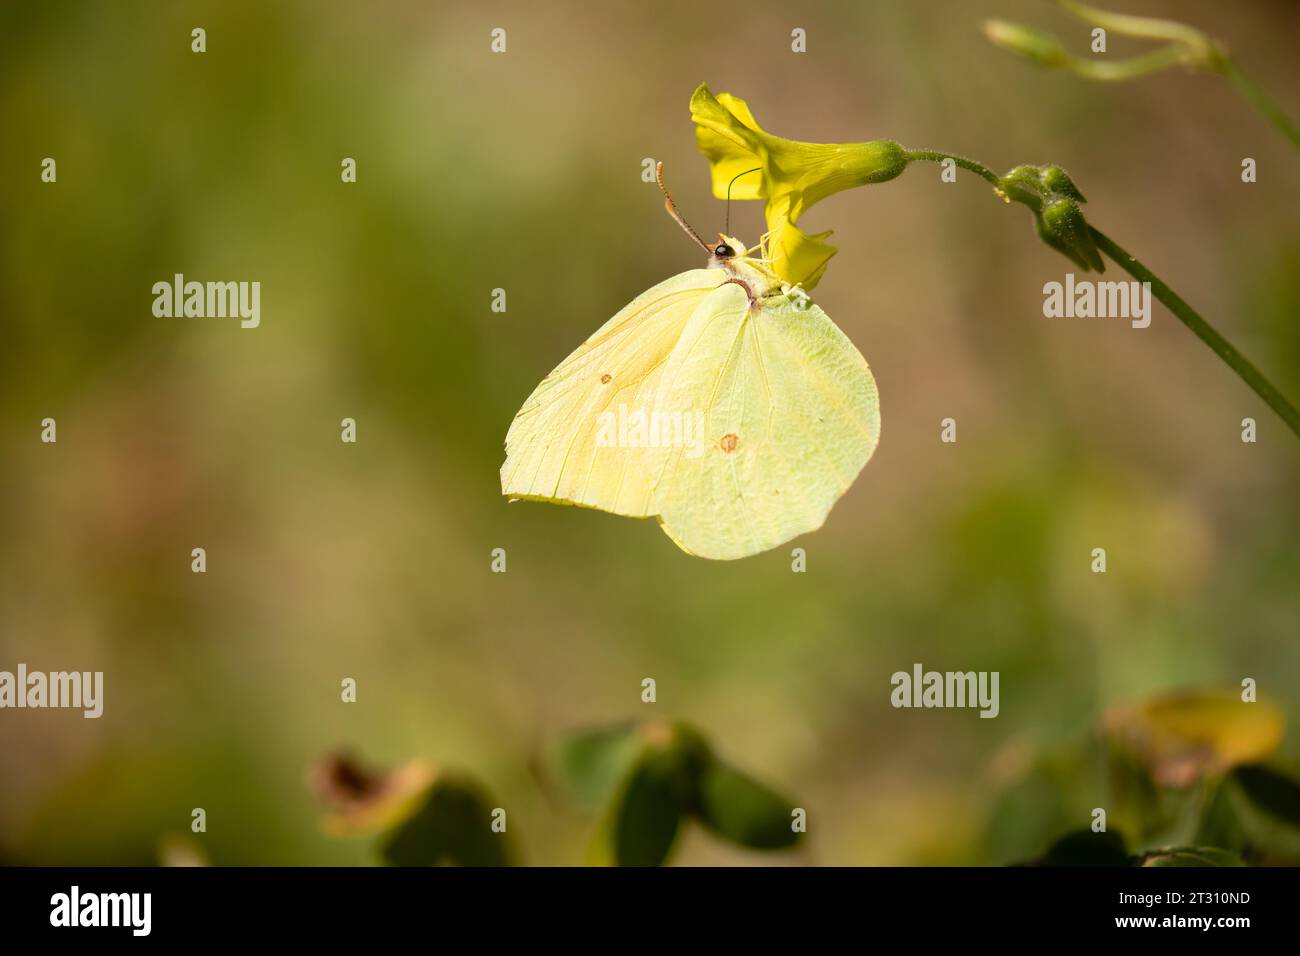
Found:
[501,234,880,560]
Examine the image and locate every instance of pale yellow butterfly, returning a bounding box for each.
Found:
[501,165,880,559]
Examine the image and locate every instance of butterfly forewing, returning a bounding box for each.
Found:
[501,269,718,517]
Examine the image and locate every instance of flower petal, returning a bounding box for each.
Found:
[690,84,768,200]
[765,217,837,292]
[690,83,911,288]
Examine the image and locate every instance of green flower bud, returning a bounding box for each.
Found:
[998,164,1087,207]
[998,164,1103,272]
[997,164,1050,210]
[1039,197,1104,272]
[982,20,1070,69]
[1040,165,1087,203]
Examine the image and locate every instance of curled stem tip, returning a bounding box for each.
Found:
[983,1,1299,148]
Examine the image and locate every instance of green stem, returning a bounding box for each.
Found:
[1063,45,1188,82]
[902,149,1300,439]
[1090,228,1300,438]
[1220,58,1300,152]
[902,149,1000,185]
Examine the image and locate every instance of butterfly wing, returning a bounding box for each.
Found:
[501,269,720,517]
[648,286,880,559]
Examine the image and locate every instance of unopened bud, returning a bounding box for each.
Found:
[982,20,1070,69]
[1039,197,1104,273]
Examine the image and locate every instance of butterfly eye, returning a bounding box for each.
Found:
[713,244,735,259]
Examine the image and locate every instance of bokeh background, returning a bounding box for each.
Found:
[1,0,1298,865]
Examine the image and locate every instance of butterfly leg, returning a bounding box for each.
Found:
[779,282,813,312]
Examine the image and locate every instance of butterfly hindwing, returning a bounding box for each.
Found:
[501,269,719,517]
[647,286,881,559]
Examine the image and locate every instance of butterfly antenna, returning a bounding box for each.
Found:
[656,162,711,254]
[725,167,762,237]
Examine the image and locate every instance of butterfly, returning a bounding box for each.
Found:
[500,164,880,560]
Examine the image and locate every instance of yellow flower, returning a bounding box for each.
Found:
[690,83,908,289]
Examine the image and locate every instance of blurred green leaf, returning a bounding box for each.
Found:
[1041,828,1131,867]
[380,778,509,867]
[983,758,1078,864]
[1231,765,1300,826]
[1104,738,1211,847]
[1226,764,1300,860]
[609,752,686,867]
[1140,847,1246,867]
[580,721,803,865]
[1192,779,1249,855]
[545,723,642,809]
[694,758,800,850]
[585,722,708,866]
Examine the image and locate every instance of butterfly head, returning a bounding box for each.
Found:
[709,234,748,264]
[654,164,775,285]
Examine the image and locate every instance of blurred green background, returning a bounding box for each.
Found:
[1,0,1297,865]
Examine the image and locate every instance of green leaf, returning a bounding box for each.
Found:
[608,750,687,867]
[585,722,711,867]
[1192,778,1249,854]
[1104,739,1175,844]
[694,758,799,850]
[546,723,642,809]
[983,761,1075,864]
[1042,828,1131,867]
[1226,764,1300,859]
[575,722,801,864]
[1141,846,1246,867]
[1231,765,1300,827]
[380,778,509,867]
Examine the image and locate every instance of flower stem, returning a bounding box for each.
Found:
[1090,228,1300,438]
[902,149,1000,185]
[902,149,1300,439]
[1219,59,1300,152]
[1064,45,1188,82]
